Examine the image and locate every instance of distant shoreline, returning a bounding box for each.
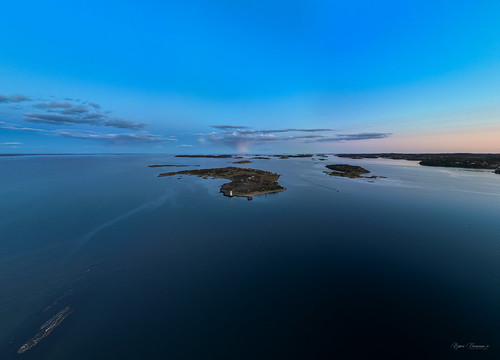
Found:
[336,153,500,172]
[2,152,500,157]
[3,153,500,174]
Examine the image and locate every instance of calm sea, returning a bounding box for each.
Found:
[1,155,499,359]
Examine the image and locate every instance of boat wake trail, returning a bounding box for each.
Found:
[65,190,174,260]
[299,173,341,192]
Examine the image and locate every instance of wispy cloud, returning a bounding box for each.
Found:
[201,126,335,151]
[62,106,90,114]
[103,118,146,130]
[210,125,333,135]
[0,94,32,103]
[0,121,173,145]
[25,103,145,130]
[24,112,147,130]
[24,113,97,125]
[34,101,73,109]
[306,133,393,142]
[288,135,325,139]
[56,130,175,145]
[0,94,147,130]
[202,131,279,152]
[0,142,23,145]
[237,128,333,134]
[0,121,48,133]
[200,125,391,151]
[211,125,249,130]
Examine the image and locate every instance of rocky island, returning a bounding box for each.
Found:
[232,160,253,164]
[272,154,314,159]
[325,164,378,179]
[175,154,233,158]
[148,164,200,168]
[157,167,286,198]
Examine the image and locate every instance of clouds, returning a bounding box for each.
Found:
[0,120,173,145]
[27,100,146,130]
[243,128,332,134]
[0,94,146,130]
[0,121,47,133]
[0,142,23,146]
[202,131,279,152]
[0,94,31,103]
[34,101,73,109]
[23,112,146,130]
[289,135,325,139]
[0,93,393,151]
[211,125,249,130]
[0,94,170,147]
[202,126,333,152]
[200,125,392,151]
[24,113,92,125]
[103,118,146,130]
[56,130,175,145]
[306,133,393,143]
[211,125,333,135]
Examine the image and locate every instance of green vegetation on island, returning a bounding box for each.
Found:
[336,153,500,173]
[175,154,233,158]
[325,164,379,179]
[232,160,253,164]
[148,164,200,168]
[158,167,286,197]
[273,154,314,159]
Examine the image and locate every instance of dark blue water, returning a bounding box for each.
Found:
[1,155,499,359]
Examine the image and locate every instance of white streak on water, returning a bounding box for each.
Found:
[299,174,340,192]
[65,189,174,260]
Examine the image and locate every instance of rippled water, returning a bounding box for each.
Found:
[1,155,500,359]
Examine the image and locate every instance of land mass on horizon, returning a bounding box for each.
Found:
[336,153,500,172]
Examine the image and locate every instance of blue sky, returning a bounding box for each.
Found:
[1,0,500,153]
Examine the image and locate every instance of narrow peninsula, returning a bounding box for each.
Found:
[158,167,286,197]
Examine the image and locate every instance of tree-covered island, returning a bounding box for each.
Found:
[157,167,286,197]
[325,164,379,179]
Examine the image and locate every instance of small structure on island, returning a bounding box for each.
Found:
[156,167,286,198]
[495,166,500,174]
